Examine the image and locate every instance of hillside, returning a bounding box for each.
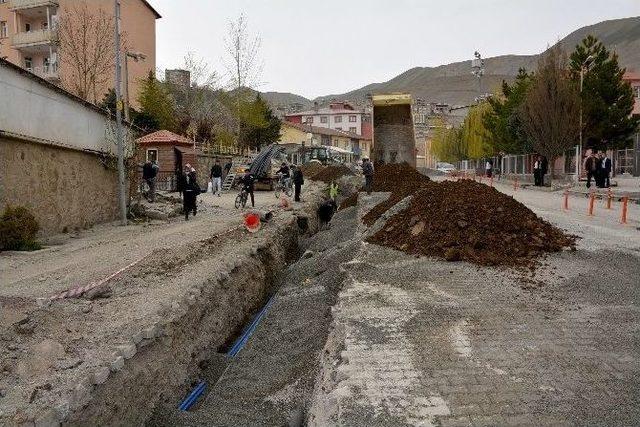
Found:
[269,16,640,108]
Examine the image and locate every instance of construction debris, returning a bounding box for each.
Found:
[310,164,354,183]
[368,179,575,267]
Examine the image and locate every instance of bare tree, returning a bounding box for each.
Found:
[222,14,263,92]
[57,3,124,103]
[183,51,218,89]
[519,45,580,179]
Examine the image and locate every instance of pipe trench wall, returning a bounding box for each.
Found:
[65,212,316,426]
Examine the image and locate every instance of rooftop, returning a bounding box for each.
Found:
[136,130,193,145]
[283,121,370,140]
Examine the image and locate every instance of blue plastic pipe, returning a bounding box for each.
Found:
[179,381,206,411]
[228,296,274,357]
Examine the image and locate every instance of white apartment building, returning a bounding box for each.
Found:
[285,101,368,136]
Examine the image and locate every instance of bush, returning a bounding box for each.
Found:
[0,206,41,251]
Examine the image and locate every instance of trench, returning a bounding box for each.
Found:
[66,207,320,427]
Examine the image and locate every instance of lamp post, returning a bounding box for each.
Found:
[471,51,485,103]
[123,51,146,123]
[577,55,595,181]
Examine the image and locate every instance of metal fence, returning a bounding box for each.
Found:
[614,149,634,175]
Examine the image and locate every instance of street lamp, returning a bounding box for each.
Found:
[471,51,485,102]
[123,51,147,122]
[577,54,595,180]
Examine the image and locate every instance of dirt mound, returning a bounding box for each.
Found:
[362,163,431,225]
[300,162,324,178]
[312,164,354,183]
[339,193,359,210]
[368,180,575,267]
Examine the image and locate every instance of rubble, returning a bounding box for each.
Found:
[368,179,576,267]
[310,164,354,183]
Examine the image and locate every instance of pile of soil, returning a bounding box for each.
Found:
[368,180,575,267]
[300,162,324,178]
[339,193,359,210]
[312,164,354,183]
[362,163,431,226]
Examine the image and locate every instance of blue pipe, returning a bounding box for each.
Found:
[228,296,274,358]
[179,381,206,411]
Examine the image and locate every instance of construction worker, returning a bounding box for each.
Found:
[329,181,339,200]
[292,165,304,202]
[362,157,374,195]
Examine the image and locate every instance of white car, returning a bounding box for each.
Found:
[436,162,456,174]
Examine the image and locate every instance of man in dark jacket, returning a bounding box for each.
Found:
[210,159,223,196]
[362,157,374,194]
[292,165,304,202]
[183,164,199,220]
[599,152,612,188]
[240,170,255,207]
[584,152,599,189]
[142,160,158,202]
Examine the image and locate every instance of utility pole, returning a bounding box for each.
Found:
[114,0,127,225]
[471,51,485,103]
[577,55,595,181]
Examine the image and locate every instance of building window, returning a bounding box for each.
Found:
[334,115,342,123]
[24,57,33,71]
[0,21,7,38]
[335,127,342,131]
[25,23,31,32]
[320,116,328,124]
[349,127,357,133]
[305,117,314,124]
[146,149,158,163]
[636,86,640,99]
[349,115,357,122]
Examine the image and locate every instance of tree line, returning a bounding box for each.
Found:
[432,36,639,173]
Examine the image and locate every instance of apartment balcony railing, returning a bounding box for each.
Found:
[9,0,59,10]
[28,63,59,80]
[11,29,58,48]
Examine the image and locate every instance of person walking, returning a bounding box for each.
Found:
[600,152,612,188]
[210,159,223,197]
[533,156,542,186]
[142,160,159,202]
[585,152,598,189]
[485,159,493,178]
[292,165,304,202]
[183,164,199,220]
[362,157,374,195]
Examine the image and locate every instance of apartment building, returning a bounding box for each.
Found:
[285,101,370,136]
[0,0,159,106]
[623,71,640,116]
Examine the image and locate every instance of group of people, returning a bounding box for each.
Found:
[584,151,612,189]
[275,162,305,202]
[533,155,549,187]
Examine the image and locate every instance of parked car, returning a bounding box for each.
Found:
[436,162,456,174]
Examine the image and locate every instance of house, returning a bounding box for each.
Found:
[136,130,196,190]
[0,0,160,106]
[0,57,134,236]
[285,101,370,136]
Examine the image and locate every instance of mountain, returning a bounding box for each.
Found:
[265,17,640,108]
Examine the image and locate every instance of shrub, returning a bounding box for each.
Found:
[0,206,41,251]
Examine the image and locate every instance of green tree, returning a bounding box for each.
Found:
[569,35,639,150]
[137,72,177,132]
[243,95,281,149]
[462,102,493,159]
[484,68,533,154]
[100,88,159,132]
[520,45,580,179]
[431,116,465,162]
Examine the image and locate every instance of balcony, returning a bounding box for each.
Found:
[29,63,59,81]
[9,0,59,10]
[11,29,58,49]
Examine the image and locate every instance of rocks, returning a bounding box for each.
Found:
[110,356,124,372]
[444,248,462,262]
[14,317,36,335]
[145,209,169,221]
[302,250,315,259]
[83,285,112,300]
[117,343,137,360]
[54,358,82,371]
[92,367,110,385]
[81,304,93,314]
[410,221,425,236]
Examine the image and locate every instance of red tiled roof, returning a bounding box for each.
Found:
[623,71,640,81]
[136,130,193,145]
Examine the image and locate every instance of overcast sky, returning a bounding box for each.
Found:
[152,0,639,99]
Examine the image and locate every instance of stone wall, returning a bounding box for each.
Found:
[0,137,119,236]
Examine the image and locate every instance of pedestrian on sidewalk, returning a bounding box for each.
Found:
[183,164,199,220]
[362,157,374,195]
[142,160,159,202]
[599,152,612,188]
[585,151,599,189]
[533,156,542,186]
[210,159,223,197]
[292,165,304,202]
[485,159,493,178]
